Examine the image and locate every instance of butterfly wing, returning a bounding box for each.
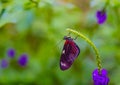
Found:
[60,39,80,70]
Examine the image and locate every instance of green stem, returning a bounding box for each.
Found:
[0,8,5,19]
[66,29,102,72]
[103,0,109,11]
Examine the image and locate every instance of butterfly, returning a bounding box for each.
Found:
[60,36,80,71]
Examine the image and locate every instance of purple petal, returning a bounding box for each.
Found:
[18,54,28,67]
[96,10,107,24]
[7,48,15,58]
[92,69,109,85]
[1,59,8,68]
[101,69,108,76]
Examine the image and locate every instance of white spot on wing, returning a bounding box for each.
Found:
[61,62,66,67]
[62,50,65,54]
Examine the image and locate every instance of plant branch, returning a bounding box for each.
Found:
[66,28,102,72]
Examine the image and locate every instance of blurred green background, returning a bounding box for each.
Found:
[0,0,120,85]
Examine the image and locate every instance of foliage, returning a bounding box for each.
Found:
[0,0,120,85]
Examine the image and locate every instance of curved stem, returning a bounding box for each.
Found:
[66,29,102,72]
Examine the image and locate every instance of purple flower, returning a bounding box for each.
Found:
[0,59,8,68]
[7,48,15,58]
[96,10,107,24]
[92,69,109,85]
[18,54,28,67]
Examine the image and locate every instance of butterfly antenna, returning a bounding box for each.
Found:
[67,32,71,37]
[74,36,78,40]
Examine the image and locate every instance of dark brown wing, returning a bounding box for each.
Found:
[60,40,80,70]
